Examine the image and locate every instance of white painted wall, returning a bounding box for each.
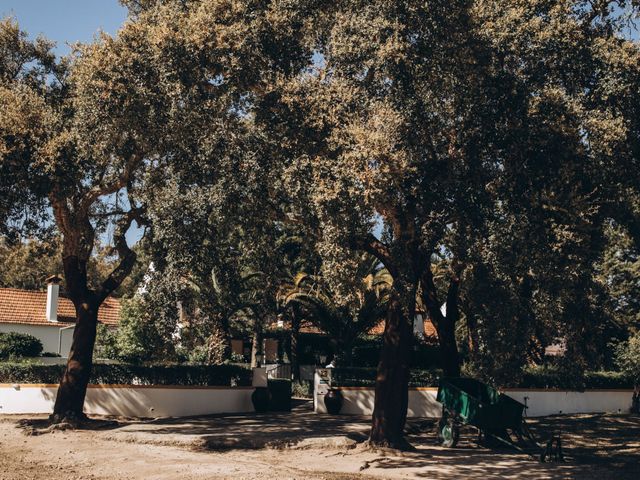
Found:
[0,384,255,417]
[504,389,633,417]
[313,372,634,417]
[315,387,442,417]
[0,324,74,356]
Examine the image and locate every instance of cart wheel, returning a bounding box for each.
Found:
[439,417,459,448]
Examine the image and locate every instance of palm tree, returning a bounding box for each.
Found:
[277,255,392,366]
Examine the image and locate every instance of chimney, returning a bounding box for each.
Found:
[45,275,62,322]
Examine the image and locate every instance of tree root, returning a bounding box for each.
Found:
[360,437,418,453]
[17,413,119,436]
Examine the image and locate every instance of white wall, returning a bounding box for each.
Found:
[0,384,255,417]
[315,387,442,417]
[0,324,73,356]
[314,386,442,417]
[313,373,634,417]
[504,389,633,417]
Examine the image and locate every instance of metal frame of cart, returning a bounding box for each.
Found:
[436,377,563,462]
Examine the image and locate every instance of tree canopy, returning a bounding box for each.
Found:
[1,0,638,446]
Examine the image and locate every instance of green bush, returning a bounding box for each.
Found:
[330,367,442,387]
[0,363,252,386]
[616,333,640,385]
[292,380,313,399]
[0,332,43,359]
[329,366,634,389]
[520,366,634,390]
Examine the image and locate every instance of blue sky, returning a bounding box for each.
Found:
[1,1,127,55]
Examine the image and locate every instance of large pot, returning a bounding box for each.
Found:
[251,386,270,413]
[324,388,343,415]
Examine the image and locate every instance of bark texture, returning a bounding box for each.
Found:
[369,293,413,448]
[52,297,99,418]
[290,305,301,380]
[421,268,462,377]
[51,198,140,421]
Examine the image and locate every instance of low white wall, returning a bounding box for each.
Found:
[0,384,255,417]
[504,389,633,417]
[315,387,442,417]
[313,373,634,417]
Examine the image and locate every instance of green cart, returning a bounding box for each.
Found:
[436,377,563,462]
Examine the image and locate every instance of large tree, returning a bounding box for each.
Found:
[271,0,640,447]
[271,0,506,447]
[0,17,167,420]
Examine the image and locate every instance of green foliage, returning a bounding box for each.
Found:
[616,333,640,385]
[520,366,635,390]
[0,332,43,359]
[292,380,313,399]
[329,366,634,389]
[0,362,251,386]
[100,295,178,364]
[330,367,443,388]
[0,237,62,290]
[230,352,246,363]
[278,258,391,366]
[597,225,640,331]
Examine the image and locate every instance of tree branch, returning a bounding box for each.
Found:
[80,153,143,214]
[96,206,145,302]
[350,233,397,277]
[420,267,444,328]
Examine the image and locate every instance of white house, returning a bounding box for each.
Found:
[0,276,120,357]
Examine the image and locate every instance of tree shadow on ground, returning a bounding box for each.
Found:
[11,406,640,478]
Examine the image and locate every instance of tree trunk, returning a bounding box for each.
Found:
[251,316,264,367]
[421,269,462,378]
[350,229,420,449]
[290,305,300,380]
[466,313,480,359]
[434,316,461,377]
[368,293,413,448]
[207,313,232,364]
[52,296,99,420]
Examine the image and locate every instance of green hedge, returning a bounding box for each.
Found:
[329,367,635,389]
[331,367,442,387]
[0,332,43,359]
[519,368,634,390]
[0,363,252,387]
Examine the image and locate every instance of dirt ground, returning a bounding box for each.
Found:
[1,405,639,480]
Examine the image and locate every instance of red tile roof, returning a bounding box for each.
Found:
[367,318,438,337]
[269,316,438,338]
[0,288,120,327]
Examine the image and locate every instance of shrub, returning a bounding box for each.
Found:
[329,366,634,389]
[0,332,43,359]
[101,295,180,364]
[292,380,313,399]
[330,367,442,387]
[616,333,640,385]
[0,363,252,386]
[230,352,246,363]
[520,366,633,389]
